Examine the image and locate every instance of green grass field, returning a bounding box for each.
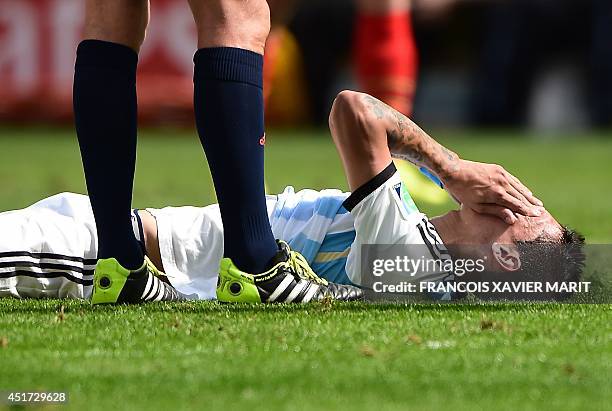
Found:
[0,127,611,411]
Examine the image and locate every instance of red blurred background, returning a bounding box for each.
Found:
[0,0,197,124]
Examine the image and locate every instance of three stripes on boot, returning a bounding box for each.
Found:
[139,272,183,302]
[266,276,321,303]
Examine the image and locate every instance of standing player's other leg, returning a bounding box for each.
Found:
[189,0,362,303]
[74,0,147,270]
[189,0,277,275]
[354,0,418,116]
[74,0,184,304]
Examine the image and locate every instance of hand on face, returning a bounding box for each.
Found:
[442,160,544,225]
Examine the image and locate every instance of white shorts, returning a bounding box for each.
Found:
[0,193,145,300]
[0,192,278,301]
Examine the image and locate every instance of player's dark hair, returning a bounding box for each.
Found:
[515,225,586,300]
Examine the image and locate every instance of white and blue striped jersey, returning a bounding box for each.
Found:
[269,187,355,284]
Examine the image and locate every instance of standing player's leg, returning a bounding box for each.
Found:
[188,0,277,274]
[74,0,148,270]
[188,0,362,303]
[74,1,185,303]
[354,0,418,116]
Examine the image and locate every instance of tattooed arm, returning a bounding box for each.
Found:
[362,94,462,183]
[330,91,543,223]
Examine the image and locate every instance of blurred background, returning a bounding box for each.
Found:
[1,0,610,129]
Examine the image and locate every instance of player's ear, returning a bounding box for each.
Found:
[491,243,521,271]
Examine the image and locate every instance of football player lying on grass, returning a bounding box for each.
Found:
[0,91,584,304]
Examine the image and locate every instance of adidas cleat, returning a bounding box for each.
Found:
[216,240,363,303]
[91,256,186,304]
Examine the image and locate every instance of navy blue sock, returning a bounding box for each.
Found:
[74,40,144,270]
[193,47,278,273]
